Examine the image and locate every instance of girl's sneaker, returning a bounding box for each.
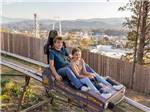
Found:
[101,93,112,99]
[113,85,123,90]
[81,86,90,91]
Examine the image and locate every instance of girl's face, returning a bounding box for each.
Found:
[73,51,81,61]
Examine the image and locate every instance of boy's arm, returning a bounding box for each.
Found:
[49,51,62,81]
[49,60,62,81]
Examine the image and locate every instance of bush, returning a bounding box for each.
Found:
[11,86,20,98]
[5,81,15,90]
[0,94,10,102]
[1,78,10,87]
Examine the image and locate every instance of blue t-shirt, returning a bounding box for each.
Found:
[49,47,70,71]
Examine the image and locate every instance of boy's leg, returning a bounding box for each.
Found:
[85,65,123,91]
[57,67,83,89]
[80,77,99,93]
[85,64,112,85]
[106,78,118,85]
[85,64,95,73]
[95,74,112,86]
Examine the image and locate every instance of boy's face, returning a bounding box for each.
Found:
[54,40,63,50]
[73,51,81,60]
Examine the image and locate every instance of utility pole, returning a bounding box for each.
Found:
[34,13,40,38]
[59,18,62,36]
[52,22,55,30]
[53,16,62,36]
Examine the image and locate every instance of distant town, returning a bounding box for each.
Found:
[1,15,132,59]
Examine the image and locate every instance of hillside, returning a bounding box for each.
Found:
[1,16,126,32]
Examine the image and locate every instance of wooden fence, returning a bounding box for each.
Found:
[1,32,150,94]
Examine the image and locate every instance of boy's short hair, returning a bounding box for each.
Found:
[53,36,63,43]
[72,47,81,55]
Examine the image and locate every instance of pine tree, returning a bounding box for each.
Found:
[137,1,150,64]
[119,0,150,65]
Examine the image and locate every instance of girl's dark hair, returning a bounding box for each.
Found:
[72,48,81,55]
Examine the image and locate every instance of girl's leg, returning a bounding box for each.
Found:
[80,76,112,99]
[80,77,99,93]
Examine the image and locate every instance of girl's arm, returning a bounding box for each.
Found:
[71,63,86,79]
[82,59,95,78]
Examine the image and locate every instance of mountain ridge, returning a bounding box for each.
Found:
[1,16,126,32]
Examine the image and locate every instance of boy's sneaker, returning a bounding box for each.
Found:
[98,83,104,87]
[101,93,112,99]
[81,86,90,92]
[113,85,123,90]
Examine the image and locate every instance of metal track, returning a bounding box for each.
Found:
[1,59,42,82]
[1,50,150,112]
[0,50,49,68]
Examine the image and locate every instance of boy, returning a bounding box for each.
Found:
[49,36,89,91]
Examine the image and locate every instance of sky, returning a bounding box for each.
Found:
[0,0,131,20]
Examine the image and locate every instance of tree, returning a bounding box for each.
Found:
[119,0,150,65]
[119,0,150,88]
[79,38,93,49]
[137,1,150,64]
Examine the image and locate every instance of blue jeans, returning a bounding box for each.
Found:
[80,77,99,93]
[86,65,116,93]
[85,64,111,86]
[57,66,83,89]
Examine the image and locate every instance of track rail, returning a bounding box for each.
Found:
[1,50,150,112]
[124,97,150,112]
[1,50,49,68]
[1,59,42,82]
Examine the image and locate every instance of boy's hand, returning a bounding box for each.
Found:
[67,55,73,61]
[68,54,73,59]
[55,75,62,81]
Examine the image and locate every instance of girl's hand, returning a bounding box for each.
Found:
[88,75,95,79]
[90,73,96,77]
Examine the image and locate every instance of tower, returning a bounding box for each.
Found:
[34,13,40,38]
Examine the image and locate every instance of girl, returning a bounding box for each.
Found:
[70,48,113,99]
